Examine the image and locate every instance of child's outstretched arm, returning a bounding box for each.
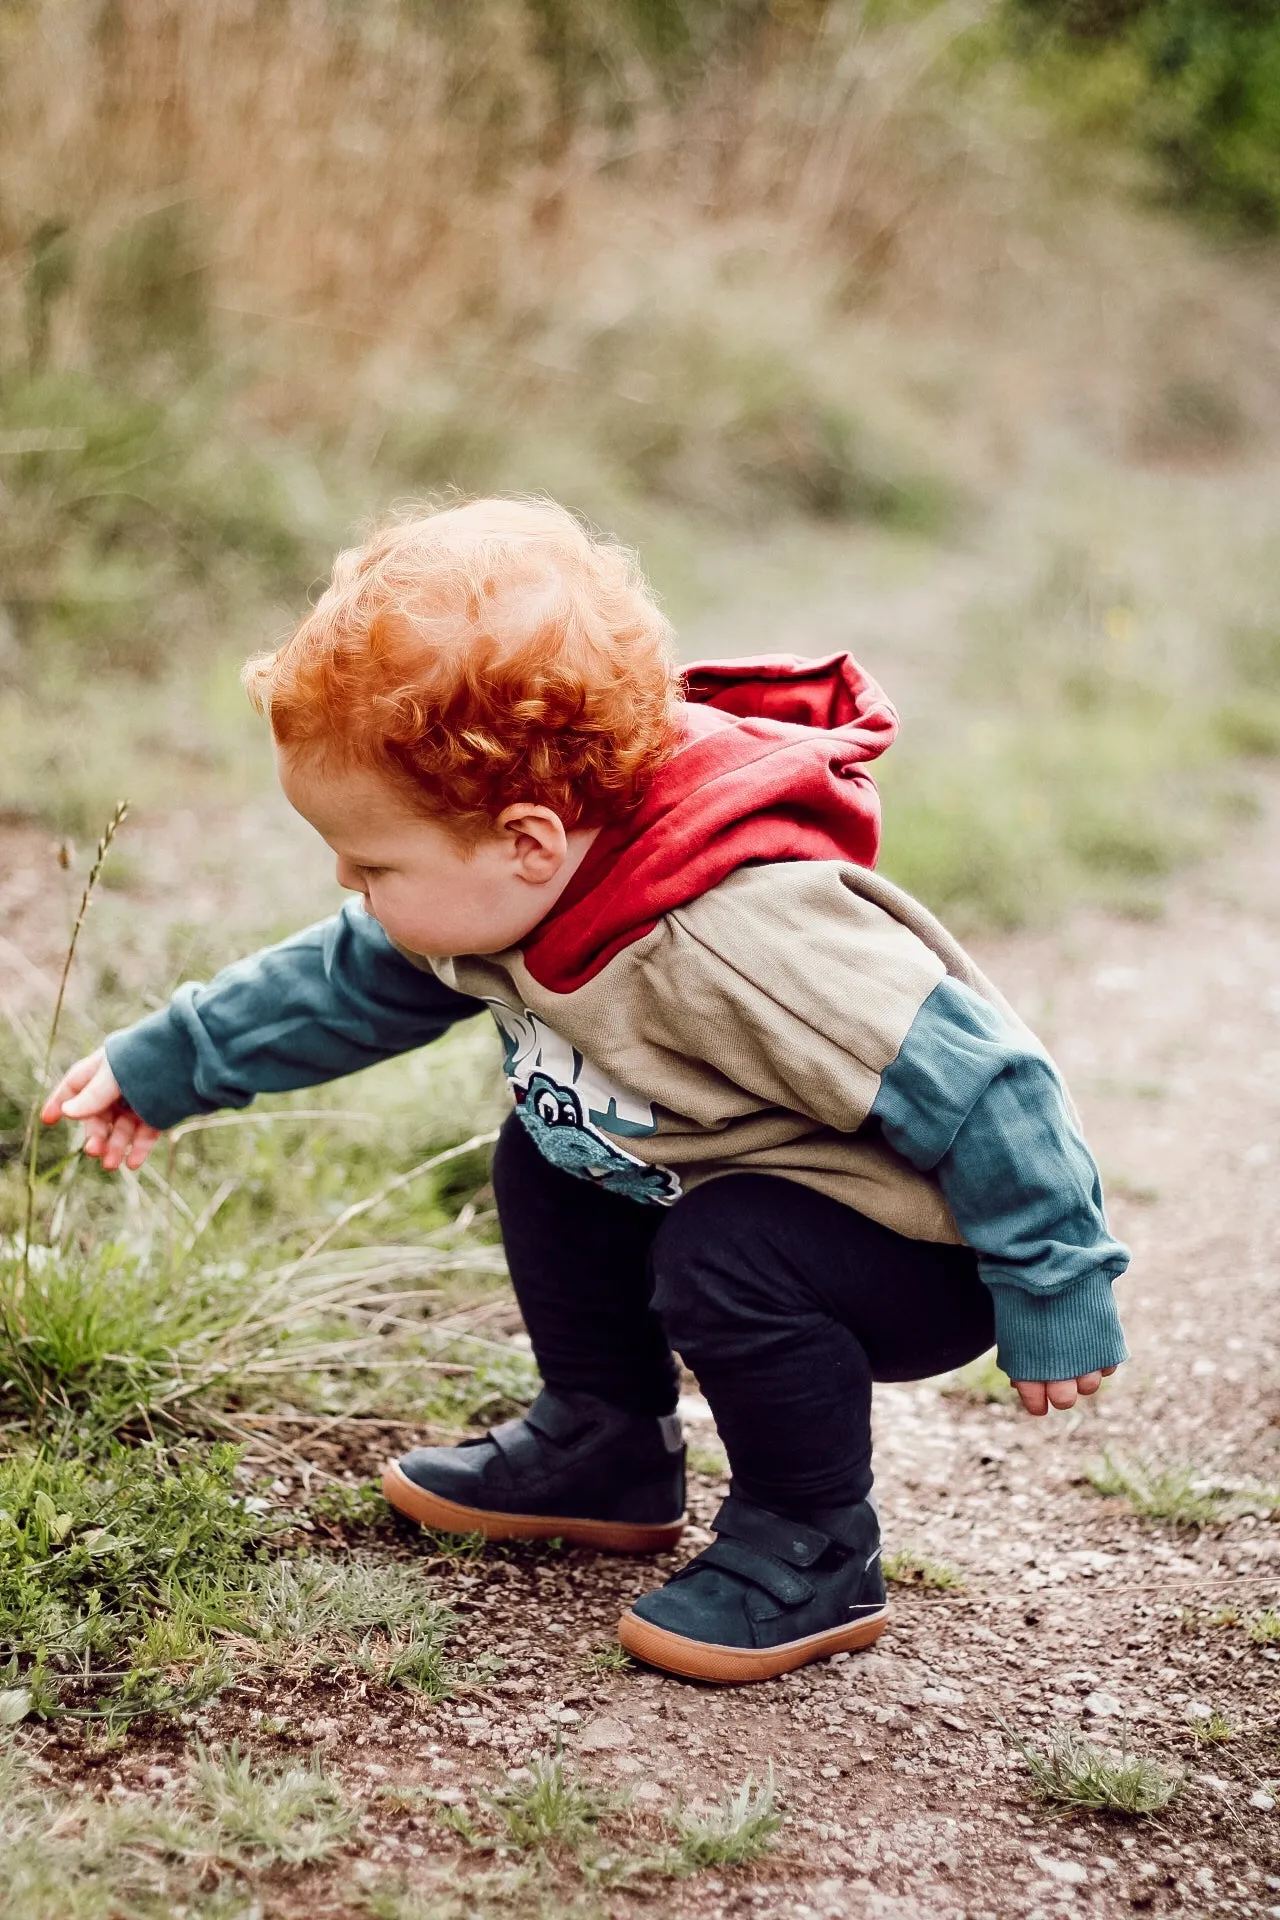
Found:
[41,899,484,1172]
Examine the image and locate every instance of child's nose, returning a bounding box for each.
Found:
[334,856,365,894]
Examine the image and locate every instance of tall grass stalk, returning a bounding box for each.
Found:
[13,802,128,1317]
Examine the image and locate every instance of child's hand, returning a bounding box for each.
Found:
[40,1047,162,1172]
[1010,1368,1118,1416]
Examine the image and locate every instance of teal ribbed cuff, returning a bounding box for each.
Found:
[990,1270,1129,1383]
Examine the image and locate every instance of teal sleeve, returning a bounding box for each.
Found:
[870,978,1129,1383]
[104,901,484,1130]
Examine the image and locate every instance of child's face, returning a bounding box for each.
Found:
[277,751,592,957]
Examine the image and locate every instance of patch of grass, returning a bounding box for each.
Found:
[416,1340,541,1429]
[252,1555,459,1697]
[582,1643,634,1676]
[883,1546,965,1591]
[309,1478,400,1534]
[1012,1724,1183,1817]
[940,1353,1016,1405]
[666,1768,784,1872]
[0,1241,240,1432]
[0,1729,354,1915]
[1186,1710,1234,1744]
[0,367,324,682]
[1214,1606,1280,1647]
[1085,1452,1280,1529]
[0,1440,272,1702]
[190,1741,356,1865]
[480,1755,617,1857]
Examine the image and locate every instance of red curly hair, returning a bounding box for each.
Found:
[243,498,681,835]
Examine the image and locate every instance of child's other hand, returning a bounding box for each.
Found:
[40,1047,162,1172]
[1011,1368,1118,1416]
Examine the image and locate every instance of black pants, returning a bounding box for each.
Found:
[492,1113,994,1513]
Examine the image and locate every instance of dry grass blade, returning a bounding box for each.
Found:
[203,1129,500,1355]
[19,801,129,1299]
[3,810,130,1418]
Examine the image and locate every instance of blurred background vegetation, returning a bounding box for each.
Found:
[3,0,1279,938]
[4,0,1280,912]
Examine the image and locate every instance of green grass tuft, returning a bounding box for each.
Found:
[480,1755,617,1856]
[667,1768,784,1872]
[190,1741,356,1865]
[0,1440,271,1693]
[582,1642,634,1676]
[687,1439,729,1479]
[1085,1452,1280,1529]
[1013,1724,1183,1817]
[0,1730,354,1914]
[1242,1608,1280,1646]
[883,1546,965,1591]
[1186,1710,1234,1743]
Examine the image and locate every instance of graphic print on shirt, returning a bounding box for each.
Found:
[486,1005,682,1206]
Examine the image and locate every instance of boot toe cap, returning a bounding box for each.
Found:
[629,1569,757,1649]
[396,1444,490,1504]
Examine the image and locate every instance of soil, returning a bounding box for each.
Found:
[2,780,1278,1918]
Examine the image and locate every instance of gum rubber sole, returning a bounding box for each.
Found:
[616,1605,888,1683]
[381,1460,687,1554]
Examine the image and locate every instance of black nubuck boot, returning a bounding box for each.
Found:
[382,1387,687,1553]
[617,1493,886,1682]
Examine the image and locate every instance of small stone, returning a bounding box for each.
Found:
[1082,1690,1122,1717]
[940,1713,969,1733]
[1034,1854,1089,1886]
[819,1763,841,1779]
[554,1708,581,1724]
[578,1716,631,1752]
[299,1717,340,1744]
[922,1685,965,1706]
[1251,1790,1276,1812]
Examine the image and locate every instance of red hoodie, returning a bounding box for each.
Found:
[521,652,898,993]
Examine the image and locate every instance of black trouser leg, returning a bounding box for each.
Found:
[650,1173,993,1512]
[491,1113,679,1417]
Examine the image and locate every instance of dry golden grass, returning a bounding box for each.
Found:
[3,0,1277,480]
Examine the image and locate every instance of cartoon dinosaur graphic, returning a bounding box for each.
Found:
[515,1072,682,1206]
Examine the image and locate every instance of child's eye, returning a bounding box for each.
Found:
[360,865,387,880]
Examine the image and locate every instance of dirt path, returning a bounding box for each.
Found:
[3,780,1278,1917]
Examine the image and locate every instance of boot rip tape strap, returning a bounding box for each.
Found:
[695,1537,815,1606]
[713,1495,830,1567]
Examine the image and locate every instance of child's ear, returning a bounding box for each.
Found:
[496,804,568,882]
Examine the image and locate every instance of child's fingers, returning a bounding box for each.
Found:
[1045,1379,1078,1410]
[59,1059,123,1122]
[98,1110,143,1173]
[1075,1370,1104,1397]
[81,1115,114,1155]
[1013,1381,1048,1415]
[41,1047,108,1123]
[123,1126,161,1171]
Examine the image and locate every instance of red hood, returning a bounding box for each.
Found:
[520,652,897,993]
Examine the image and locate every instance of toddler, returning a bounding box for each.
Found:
[43,498,1127,1685]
